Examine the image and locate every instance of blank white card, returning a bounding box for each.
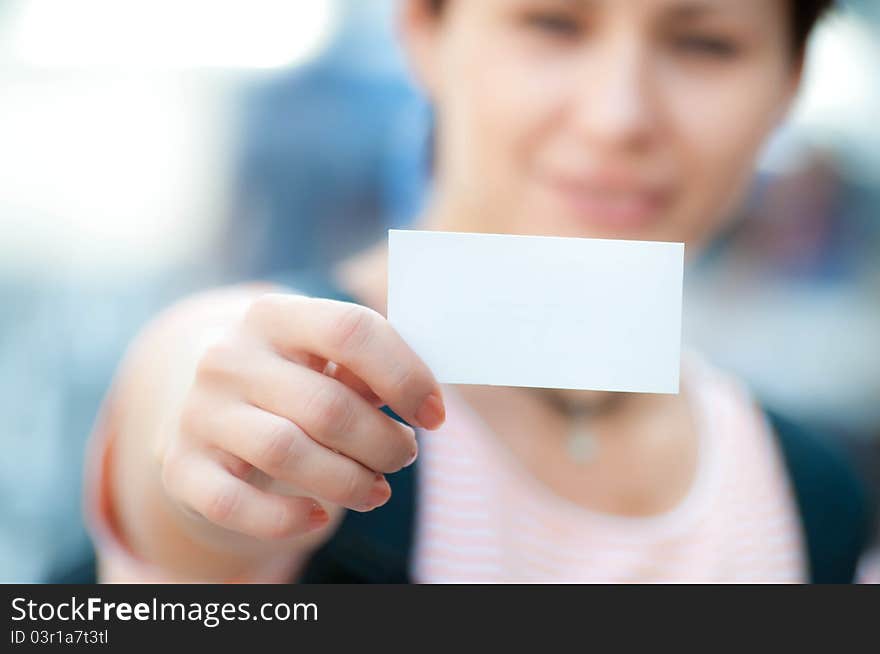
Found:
[387,230,684,394]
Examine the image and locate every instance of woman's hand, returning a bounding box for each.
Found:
[159,292,445,544]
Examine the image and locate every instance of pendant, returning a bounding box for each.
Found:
[566,422,598,464]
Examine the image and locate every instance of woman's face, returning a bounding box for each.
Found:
[404,0,801,246]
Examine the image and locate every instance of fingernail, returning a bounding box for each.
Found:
[308,502,329,529]
[415,391,445,430]
[357,474,391,512]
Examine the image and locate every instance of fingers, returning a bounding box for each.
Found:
[234,350,418,473]
[246,294,446,430]
[162,453,330,541]
[197,402,392,512]
[160,290,439,544]
[325,362,384,407]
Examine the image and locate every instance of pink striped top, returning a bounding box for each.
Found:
[411,354,807,583]
[87,354,811,583]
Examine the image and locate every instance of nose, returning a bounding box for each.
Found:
[568,36,658,153]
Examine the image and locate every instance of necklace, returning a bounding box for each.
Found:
[535,389,626,465]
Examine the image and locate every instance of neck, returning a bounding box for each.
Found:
[534,387,629,418]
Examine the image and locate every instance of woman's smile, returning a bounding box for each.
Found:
[539,172,674,232]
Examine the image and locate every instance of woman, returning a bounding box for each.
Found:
[85,0,866,583]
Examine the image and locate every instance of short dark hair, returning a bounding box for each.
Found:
[426,0,834,56]
[792,0,835,54]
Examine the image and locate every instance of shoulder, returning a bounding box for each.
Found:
[686,351,875,583]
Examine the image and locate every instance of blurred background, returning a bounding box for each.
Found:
[0,0,878,582]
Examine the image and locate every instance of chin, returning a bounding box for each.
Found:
[516,212,668,243]
[519,188,673,242]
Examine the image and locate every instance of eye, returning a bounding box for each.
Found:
[522,11,582,39]
[674,35,739,58]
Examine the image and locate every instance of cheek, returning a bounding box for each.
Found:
[441,37,566,212]
[663,67,787,241]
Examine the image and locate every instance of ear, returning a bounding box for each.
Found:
[397,0,445,99]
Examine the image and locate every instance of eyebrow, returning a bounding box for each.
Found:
[560,0,728,15]
[666,1,735,19]
[557,0,743,22]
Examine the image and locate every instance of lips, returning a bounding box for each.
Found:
[543,175,671,230]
